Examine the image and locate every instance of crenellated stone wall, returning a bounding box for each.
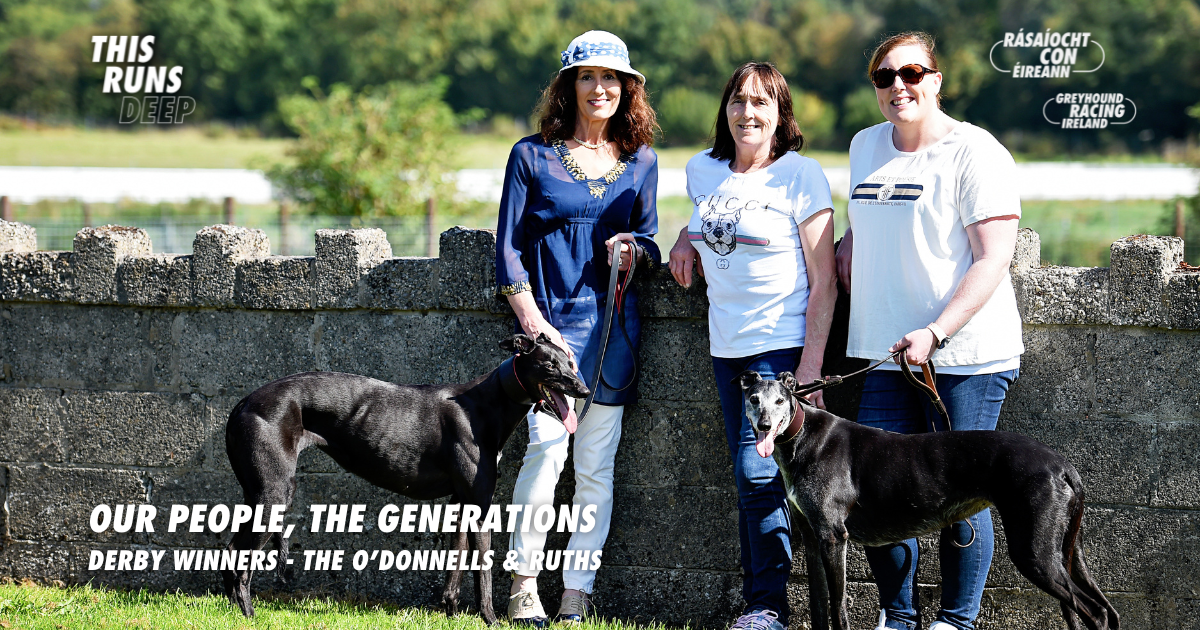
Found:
[0,221,1197,629]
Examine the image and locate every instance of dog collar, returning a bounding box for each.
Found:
[498,356,533,405]
[775,396,806,443]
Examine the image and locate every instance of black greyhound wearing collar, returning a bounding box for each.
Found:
[738,370,1119,630]
[223,333,588,625]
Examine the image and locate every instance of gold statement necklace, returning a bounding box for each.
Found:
[552,139,629,199]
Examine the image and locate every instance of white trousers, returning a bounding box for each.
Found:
[508,399,623,593]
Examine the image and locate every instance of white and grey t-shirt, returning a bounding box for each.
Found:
[685,150,834,358]
[846,121,1024,374]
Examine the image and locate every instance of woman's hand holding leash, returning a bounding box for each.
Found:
[890,327,939,365]
[668,226,704,287]
[794,364,826,410]
[605,233,640,270]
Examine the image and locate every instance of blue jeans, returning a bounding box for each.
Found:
[857,368,1019,630]
[712,347,803,624]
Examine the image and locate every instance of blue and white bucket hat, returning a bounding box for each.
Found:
[560,30,645,84]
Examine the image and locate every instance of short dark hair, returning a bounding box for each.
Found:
[535,67,658,155]
[709,62,803,163]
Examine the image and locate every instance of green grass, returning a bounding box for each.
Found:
[0,124,1183,171]
[1018,199,1165,267]
[0,126,843,171]
[0,581,670,630]
[0,127,294,170]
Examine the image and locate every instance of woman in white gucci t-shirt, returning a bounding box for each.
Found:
[835,32,1024,630]
[667,61,837,630]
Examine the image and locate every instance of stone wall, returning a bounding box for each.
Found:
[0,221,1197,629]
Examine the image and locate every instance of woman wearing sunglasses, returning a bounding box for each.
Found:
[835,32,1024,630]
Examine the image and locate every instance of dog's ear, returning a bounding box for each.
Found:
[778,372,798,392]
[735,370,763,390]
[499,334,537,355]
[535,332,553,346]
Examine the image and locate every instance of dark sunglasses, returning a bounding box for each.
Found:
[870,64,937,89]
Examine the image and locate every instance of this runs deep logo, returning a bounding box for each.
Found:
[90,35,195,124]
[989,30,1104,78]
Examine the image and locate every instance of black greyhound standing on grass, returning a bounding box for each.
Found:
[738,370,1119,630]
[222,333,588,625]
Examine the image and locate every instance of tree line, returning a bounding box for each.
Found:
[3,0,1200,153]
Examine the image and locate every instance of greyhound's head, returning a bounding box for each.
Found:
[737,370,804,458]
[500,333,590,433]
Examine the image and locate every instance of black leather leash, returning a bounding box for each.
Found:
[577,241,640,425]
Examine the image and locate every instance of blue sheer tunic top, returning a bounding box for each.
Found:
[495,134,661,406]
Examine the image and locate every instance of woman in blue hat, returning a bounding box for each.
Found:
[495,30,660,626]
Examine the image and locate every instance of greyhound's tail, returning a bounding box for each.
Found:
[1061,474,1085,577]
[1061,469,1120,629]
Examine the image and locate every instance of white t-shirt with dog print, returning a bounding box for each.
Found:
[846,121,1024,374]
[685,150,834,358]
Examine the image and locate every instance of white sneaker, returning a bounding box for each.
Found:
[928,622,959,630]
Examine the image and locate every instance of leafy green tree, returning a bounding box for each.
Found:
[268,78,464,218]
[792,88,836,147]
[0,0,138,118]
[657,86,719,145]
[840,86,887,136]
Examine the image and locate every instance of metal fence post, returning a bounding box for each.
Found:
[1176,198,1186,238]
[280,200,291,256]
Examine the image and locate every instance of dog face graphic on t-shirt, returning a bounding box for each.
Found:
[700,208,741,256]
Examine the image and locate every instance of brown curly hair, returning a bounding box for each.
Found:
[709,62,803,163]
[536,67,658,156]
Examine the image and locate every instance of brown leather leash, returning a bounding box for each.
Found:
[898,352,953,432]
[777,346,969,546]
[778,348,953,444]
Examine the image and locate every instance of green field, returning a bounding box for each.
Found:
[0,127,1183,265]
[0,581,669,630]
[0,127,294,170]
[0,124,1171,171]
[0,125,849,170]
